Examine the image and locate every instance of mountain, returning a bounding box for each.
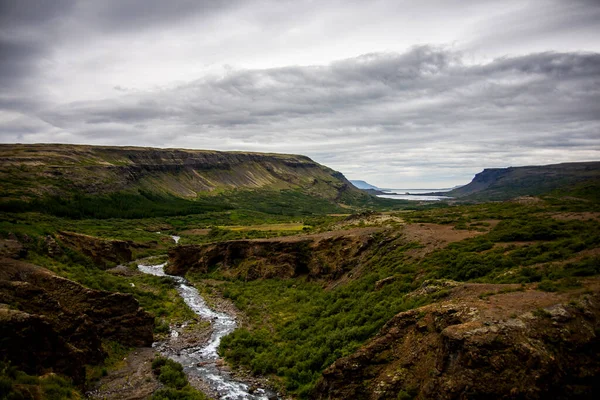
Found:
[442,161,600,201]
[0,144,374,217]
[349,180,380,190]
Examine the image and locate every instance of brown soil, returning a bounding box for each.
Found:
[402,223,488,259]
[87,347,160,400]
[180,228,211,235]
[251,227,384,243]
[549,211,600,221]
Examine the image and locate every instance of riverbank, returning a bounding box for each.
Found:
[138,262,280,400]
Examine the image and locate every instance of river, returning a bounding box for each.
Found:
[137,262,278,400]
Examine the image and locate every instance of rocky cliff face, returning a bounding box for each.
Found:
[167,229,382,280]
[0,143,362,202]
[314,281,600,399]
[56,231,133,268]
[0,258,154,386]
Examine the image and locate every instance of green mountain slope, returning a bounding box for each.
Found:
[444,161,600,201]
[0,144,377,218]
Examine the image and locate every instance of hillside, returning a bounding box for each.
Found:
[0,144,376,218]
[443,161,600,201]
[2,146,599,399]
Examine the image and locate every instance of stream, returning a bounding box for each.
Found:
[137,262,278,400]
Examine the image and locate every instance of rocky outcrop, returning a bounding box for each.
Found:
[0,239,27,259]
[56,231,132,268]
[167,229,382,280]
[314,282,600,399]
[0,258,154,386]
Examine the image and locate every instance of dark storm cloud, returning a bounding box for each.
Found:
[76,0,241,33]
[0,0,241,91]
[0,0,75,87]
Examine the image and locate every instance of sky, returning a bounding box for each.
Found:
[1,0,599,188]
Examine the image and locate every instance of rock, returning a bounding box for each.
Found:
[56,231,133,268]
[375,276,396,290]
[167,231,378,281]
[313,286,600,399]
[0,258,154,386]
[0,239,27,259]
[44,235,63,257]
[0,307,86,385]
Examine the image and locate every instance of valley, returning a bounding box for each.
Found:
[1,144,599,399]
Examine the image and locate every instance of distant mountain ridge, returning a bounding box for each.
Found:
[349,180,380,190]
[443,161,600,200]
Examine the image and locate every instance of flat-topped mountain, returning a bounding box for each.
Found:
[0,144,356,199]
[443,161,600,201]
[0,144,373,217]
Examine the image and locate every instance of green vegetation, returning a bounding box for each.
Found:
[202,200,600,396]
[421,218,599,284]
[195,239,428,395]
[0,191,231,219]
[0,361,79,400]
[150,357,209,400]
[444,162,600,201]
[3,192,599,398]
[86,341,132,386]
[1,148,599,399]
[217,275,427,396]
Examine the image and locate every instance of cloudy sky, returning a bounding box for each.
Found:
[1,0,599,187]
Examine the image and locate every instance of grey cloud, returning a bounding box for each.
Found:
[23,48,598,179]
[72,0,243,34]
[1,0,600,186]
[0,0,76,88]
[0,0,243,96]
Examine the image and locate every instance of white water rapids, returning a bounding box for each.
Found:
[137,262,277,400]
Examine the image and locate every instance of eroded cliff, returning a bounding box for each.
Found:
[166,228,383,280]
[314,280,600,399]
[0,257,154,386]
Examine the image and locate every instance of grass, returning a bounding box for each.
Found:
[86,341,132,386]
[0,361,80,400]
[150,357,209,400]
[191,199,600,397]
[1,172,599,399]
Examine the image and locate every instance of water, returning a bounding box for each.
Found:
[138,262,277,400]
[377,188,452,201]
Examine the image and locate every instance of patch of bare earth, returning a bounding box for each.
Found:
[402,223,487,259]
[510,196,545,204]
[181,228,211,235]
[87,347,159,400]
[548,211,600,221]
[252,227,385,243]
